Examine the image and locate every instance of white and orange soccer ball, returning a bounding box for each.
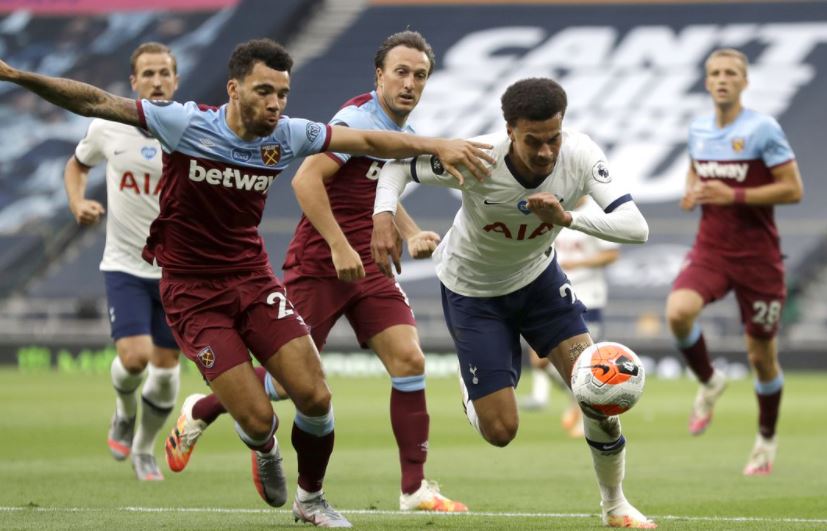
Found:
[570,342,645,416]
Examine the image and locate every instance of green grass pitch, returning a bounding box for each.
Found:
[1,368,825,529]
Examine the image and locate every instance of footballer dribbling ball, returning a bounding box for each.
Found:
[571,342,645,416]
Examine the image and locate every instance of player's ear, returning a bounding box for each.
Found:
[376,68,384,90]
[129,74,138,93]
[227,78,238,100]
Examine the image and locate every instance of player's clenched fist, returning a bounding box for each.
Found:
[69,198,105,225]
[525,192,573,226]
[407,230,440,259]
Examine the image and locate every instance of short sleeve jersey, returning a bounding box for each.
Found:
[401,130,632,297]
[136,100,331,274]
[283,91,413,277]
[74,119,164,279]
[688,108,795,261]
[553,199,619,309]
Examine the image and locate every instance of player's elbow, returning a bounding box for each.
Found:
[787,185,803,204]
[628,218,649,244]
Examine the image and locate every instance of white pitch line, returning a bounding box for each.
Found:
[1,506,826,524]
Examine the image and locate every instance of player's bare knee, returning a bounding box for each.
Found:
[294,385,331,417]
[235,406,276,441]
[482,418,518,447]
[391,348,425,376]
[117,348,150,373]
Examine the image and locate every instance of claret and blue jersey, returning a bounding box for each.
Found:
[135,99,331,274]
[688,108,795,259]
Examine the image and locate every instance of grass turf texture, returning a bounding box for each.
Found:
[1,369,825,529]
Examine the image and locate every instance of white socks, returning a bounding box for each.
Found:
[110,356,145,419]
[584,414,626,504]
[132,363,180,455]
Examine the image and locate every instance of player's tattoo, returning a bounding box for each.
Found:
[567,342,589,364]
[15,71,139,126]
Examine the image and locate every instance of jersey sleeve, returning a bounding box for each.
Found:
[73,119,106,167]
[579,136,633,213]
[757,117,795,168]
[326,105,369,165]
[137,100,199,153]
[283,118,332,158]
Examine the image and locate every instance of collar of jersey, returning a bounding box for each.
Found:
[504,153,552,190]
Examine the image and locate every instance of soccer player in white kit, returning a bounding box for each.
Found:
[63,43,181,481]
[372,78,656,528]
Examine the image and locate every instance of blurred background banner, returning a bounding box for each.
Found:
[0,0,240,14]
[1,0,826,368]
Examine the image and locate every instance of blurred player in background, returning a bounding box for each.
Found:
[0,38,490,528]
[665,48,803,476]
[63,42,180,481]
[372,78,656,528]
[521,195,620,438]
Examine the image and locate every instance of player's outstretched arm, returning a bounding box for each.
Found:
[327,125,494,184]
[64,156,105,225]
[0,59,139,126]
[292,153,365,282]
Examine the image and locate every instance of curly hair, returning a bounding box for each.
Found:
[228,38,293,80]
[501,78,567,125]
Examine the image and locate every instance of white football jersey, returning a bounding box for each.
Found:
[376,130,643,297]
[75,119,164,278]
[554,199,619,309]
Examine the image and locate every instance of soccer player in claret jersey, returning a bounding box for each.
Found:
[180,30,465,512]
[64,42,181,482]
[0,39,491,528]
[372,78,656,528]
[665,48,803,476]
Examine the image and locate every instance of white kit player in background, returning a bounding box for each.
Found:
[63,43,181,481]
[372,78,656,528]
[521,195,621,438]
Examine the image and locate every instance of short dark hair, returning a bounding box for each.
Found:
[228,38,293,80]
[130,42,177,75]
[501,78,567,125]
[374,30,436,77]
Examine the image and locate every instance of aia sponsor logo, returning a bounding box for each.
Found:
[483,221,554,240]
[260,144,281,166]
[197,346,216,368]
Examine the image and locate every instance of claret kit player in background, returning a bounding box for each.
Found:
[64,42,181,481]
[665,48,803,476]
[0,38,491,528]
[372,78,656,528]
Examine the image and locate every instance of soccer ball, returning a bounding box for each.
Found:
[570,342,645,416]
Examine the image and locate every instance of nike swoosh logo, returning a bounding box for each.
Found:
[483,199,508,205]
[113,150,126,155]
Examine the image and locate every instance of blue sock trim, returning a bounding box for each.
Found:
[755,373,784,395]
[391,374,426,392]
[264,373,281,401]
[235,415,277,447]
[675,322,702,349]
[294,408,334,437]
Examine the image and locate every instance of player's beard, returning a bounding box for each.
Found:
[241,100,277,137]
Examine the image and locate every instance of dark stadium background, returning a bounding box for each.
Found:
[1,0,826,371]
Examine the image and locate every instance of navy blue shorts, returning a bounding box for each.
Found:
[442,260,588,401]
[104,271,178,349]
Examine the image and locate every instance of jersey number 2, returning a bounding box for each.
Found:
[267,292,294,319]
